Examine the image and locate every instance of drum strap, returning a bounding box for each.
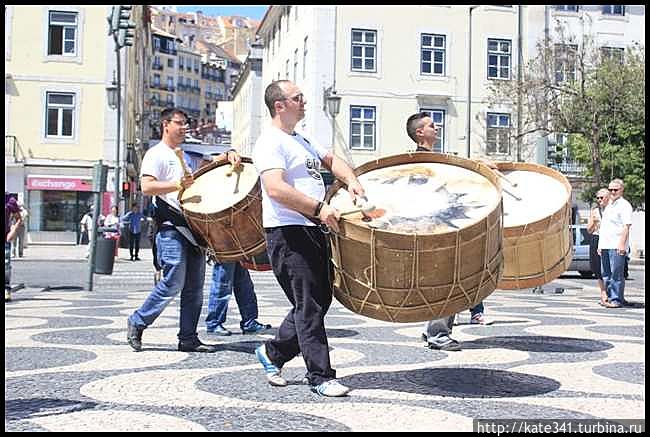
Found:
[153,196,205,248]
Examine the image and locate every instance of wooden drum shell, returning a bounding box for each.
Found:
[325,152,504,323]
[495,162,573,290]
[179,158,266,263]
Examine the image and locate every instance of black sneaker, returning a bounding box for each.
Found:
[241,320,272,335]
[206,324,232,336]
[127,319,144,352]
[178,340,218,353]
[424,334,462,351]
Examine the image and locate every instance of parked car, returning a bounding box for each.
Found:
[568,223,593,278]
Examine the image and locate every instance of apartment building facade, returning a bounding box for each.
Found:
[231,42,264,157]
[5,6,122,244]
[254,5,644,167]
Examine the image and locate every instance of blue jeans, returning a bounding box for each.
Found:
[129,228,206,343]
[205,261,259,331]
[600,249,626,305]
[424,302,486,338]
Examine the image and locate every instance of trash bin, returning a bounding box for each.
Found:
[95,233,117,275]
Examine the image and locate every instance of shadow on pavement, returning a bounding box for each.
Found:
[342,368,561,398]
[5,398,98,421]
[461,335,613,353]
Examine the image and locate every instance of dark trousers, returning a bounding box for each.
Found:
[129,232,141,258]
[264,226,336,386]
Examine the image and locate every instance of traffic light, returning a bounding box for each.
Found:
[122,181,131,199]
[108,6,135,47]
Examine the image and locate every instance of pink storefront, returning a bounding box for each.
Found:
[26,176,113,244]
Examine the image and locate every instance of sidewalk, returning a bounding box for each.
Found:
[15,243,645,266]
[12,243,153,263]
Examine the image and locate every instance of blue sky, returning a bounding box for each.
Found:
[175,5,269,20]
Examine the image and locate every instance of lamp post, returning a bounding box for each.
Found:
[106,75,119,210]
[466,5,479,159]
[323,86,342,149]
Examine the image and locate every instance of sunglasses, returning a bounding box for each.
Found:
[283,93,304,103]
[596,196,605,200]
[608,188,620,192]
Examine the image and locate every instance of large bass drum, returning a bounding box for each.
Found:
[178,157,266,263]
[495,162,572,289]
[325,152,503,323]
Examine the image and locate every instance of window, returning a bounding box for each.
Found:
[486,113,510,155]
[167,58,174,68]
[554,5,579,12]
[487,39,511,79]
[293,48,298,82]
[602,5,625,15]
[601,46,624,64]
[45,92,75,138]
[554,44,577,83]
[48,11,78,56]
[351,29,377,72]
[153,73,161,87]
[167,76,174,91]
[350,106,376,151]
[166,94,174,107]
[179,55,184,69]
[153,36,160,51]
[419,109,446,152]
[303,37,308,79]
[421,34,446,76]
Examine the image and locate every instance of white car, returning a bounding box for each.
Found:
[568,224,593,278]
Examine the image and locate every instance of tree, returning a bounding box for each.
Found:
[488,19,645,209]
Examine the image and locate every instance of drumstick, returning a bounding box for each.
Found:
[503,187,523,201]
[173,148,193,178]
[340,203,377,217]
[493,169,518,187]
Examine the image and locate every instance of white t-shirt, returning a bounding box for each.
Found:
[253,126,329,227]
[140,141,185,210]
[597,197,633,250]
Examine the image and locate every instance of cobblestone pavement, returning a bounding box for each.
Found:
[5,250,646,431]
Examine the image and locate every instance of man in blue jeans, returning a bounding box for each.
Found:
[205,261,271,336]
[598,178,633,308]
[126,107,241,352]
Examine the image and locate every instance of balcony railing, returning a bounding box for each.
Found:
[549,158,587,177]
[5,135,26,162]
[152,63,163,71]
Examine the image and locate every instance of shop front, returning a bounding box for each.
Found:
[26,176,112,244]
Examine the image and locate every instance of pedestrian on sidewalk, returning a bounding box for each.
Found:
[11,200,28,258]
[205,261,272,336]
[598,178,633,308]
[126,107,241,353]
[587,187,610,306]
[252,80,366,397]
[121,203,145,261]
[5,196,22,302]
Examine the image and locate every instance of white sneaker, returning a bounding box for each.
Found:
[470,313,493,325]
[311,379,350,397]
[255,345,287,387]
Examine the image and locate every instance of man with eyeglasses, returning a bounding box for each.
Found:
[597,178,633,308]
[587,188,610,306]
[252,80,365,397]
[126,107,241,352]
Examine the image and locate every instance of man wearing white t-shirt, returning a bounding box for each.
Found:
[597,178,633,308]
[126,107,240,352]
[252,80,365,397]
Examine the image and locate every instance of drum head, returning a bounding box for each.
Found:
[180,162,259,214]
[329,162,500,234]
[499,168,570,228]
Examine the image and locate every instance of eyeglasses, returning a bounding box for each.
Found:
[608,188,620,192]
[596,196,605,200]
[167,119,187,126]
[283,93,304,103]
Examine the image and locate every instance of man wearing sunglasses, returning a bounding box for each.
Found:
[587,188,610,306]
[126,107,241,352]
[252,80,365,397]
[597,179,633,308]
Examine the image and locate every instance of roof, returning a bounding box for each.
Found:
[151,25,182,41]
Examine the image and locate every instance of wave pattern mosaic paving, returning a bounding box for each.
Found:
[5,264,645,431]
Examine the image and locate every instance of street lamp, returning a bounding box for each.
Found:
[323,86,341,118]
[106,77,118,110]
